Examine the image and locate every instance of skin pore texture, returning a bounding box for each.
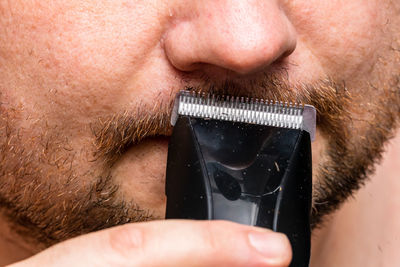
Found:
[0,0,399,265]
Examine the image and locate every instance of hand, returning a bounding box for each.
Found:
[9,220,292,267]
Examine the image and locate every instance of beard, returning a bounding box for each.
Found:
[0,71,399,249]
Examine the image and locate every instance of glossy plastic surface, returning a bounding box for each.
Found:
[166,116,312,267]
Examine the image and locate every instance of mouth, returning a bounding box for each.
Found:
[144,135,171,146]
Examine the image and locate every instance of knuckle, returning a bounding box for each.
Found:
[108,224,144,259]
[199,220,237,255]
[205,220,239,235]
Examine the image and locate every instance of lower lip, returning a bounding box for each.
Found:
[110,135,170,217]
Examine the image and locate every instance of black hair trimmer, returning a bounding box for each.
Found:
[166,91,316,267]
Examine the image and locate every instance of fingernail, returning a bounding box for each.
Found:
[248,231,289,261]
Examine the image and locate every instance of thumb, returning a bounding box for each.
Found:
[9,220,292,267]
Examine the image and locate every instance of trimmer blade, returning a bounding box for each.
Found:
[171,90,316,141]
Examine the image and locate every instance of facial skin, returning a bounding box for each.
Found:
[0,0,399,253]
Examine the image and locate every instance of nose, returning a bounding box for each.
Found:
[163,1,297,75]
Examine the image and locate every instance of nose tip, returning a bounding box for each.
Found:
[205,21,296,75]
[164,1,297,76]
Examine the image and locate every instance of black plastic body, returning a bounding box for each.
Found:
[166,116,312,267]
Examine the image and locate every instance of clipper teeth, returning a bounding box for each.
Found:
[177,91,303,128]
[171,90,316,141]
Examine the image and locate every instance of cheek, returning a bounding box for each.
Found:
[285,0,386,80]
[1,1,167,119]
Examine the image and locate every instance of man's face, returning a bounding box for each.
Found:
[0,1,399,247]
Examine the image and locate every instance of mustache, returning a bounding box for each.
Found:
[91,101,173,167]
[91,75,350,167]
